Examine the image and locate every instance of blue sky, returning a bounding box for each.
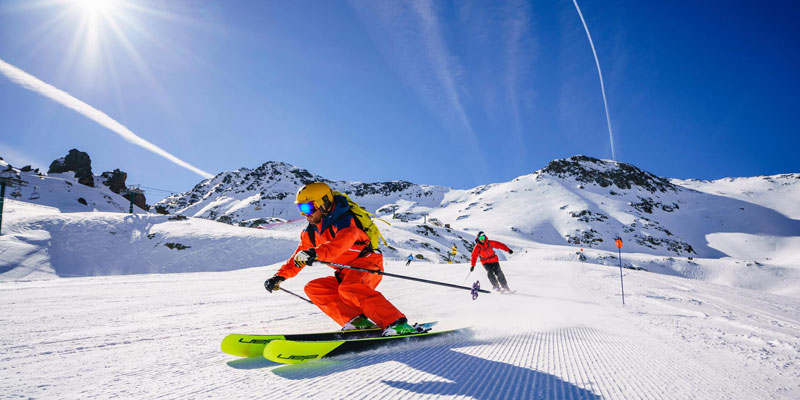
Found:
[1,0,798,201]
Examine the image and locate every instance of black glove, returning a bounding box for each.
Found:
[508,249,514,254]
[294,248,317,268]
[470,265,475,272]
[264,275,285,293]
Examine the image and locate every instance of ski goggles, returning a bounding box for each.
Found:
[297,201,317,216]
[477,234,486,242]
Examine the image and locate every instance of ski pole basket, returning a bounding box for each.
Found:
[471,281,481,300]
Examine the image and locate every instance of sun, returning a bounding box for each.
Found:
[65,0,124,66]
[73,0,119,15]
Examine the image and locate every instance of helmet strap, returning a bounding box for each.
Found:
[320,195,333,215]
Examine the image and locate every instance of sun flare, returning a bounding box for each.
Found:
[74,0,118,15]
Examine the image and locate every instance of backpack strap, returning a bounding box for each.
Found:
[306,224,317,247]
[347,210,368,246]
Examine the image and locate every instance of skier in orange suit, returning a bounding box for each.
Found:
[263,182,415,336]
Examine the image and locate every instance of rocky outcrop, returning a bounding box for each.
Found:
[154,205,170,215]
[542,155,677,193]
[101,168,149,211]
[120,189,147,211]
[349,181,415,197]
[46,149,147,210]
[101,169,128,194]
[48,149,94,187]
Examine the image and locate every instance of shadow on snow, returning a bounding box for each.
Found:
[226,356,282,370]
[270,337,599,400]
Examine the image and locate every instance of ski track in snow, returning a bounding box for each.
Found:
[2,256,797,399]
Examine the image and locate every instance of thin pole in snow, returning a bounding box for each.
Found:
[616,239,625,305]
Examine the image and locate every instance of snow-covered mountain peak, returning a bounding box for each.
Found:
[155,160,449,225]
[540,155,678,194]
[149,156,800,263]
[196,160,322,193]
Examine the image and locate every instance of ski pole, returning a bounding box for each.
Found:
[462,270,472,284]
[319,260,491,295]
[279,286,313,304]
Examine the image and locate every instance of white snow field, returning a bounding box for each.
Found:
[0,199,299,280]
[1,251,798,399]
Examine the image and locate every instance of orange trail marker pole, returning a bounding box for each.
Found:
[616,239,625,305]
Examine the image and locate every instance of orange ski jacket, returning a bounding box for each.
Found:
[471,239,511,267]
[276,195,374,280]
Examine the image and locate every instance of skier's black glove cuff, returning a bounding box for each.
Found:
[264,275,285,293]
[508,249,514,254]
[470,265,475,272]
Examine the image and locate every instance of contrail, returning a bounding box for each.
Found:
[571,0,616,160]
[349,0,489,181]
[0,58,214,179]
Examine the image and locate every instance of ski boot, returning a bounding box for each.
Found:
[341,314,379,331]
[382,317,417,336]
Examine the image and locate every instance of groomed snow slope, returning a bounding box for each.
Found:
[2,252,798,399]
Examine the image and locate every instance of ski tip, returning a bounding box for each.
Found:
[263,339,344,364]
[221,334,285,358]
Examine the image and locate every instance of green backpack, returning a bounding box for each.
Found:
[334,191,389,251]
[306,191,390,252]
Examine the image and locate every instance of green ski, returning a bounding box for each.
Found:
[263,325,467,364]
[222,322,438,357]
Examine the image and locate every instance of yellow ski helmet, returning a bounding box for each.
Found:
[295,182,334,215]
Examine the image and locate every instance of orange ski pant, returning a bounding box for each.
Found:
[304,253,405,329]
